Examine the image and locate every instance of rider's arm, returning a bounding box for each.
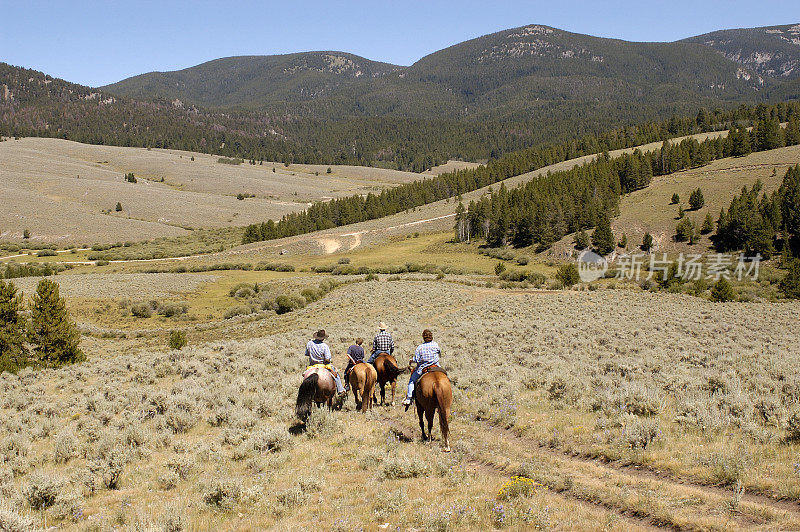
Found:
[323,344,332,364]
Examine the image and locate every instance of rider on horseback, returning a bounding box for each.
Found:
[343,338,365,392]
[402,329,440,408]
[305,329,345,396]
[367,321,394,364]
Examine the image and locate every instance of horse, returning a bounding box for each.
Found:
[373,353,402,406]
[414,371,452,452]
[348,362,378,412]
[295,366,337,421]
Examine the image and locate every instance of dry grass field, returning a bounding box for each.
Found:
[0,138,423,245]
[1,279,799,531]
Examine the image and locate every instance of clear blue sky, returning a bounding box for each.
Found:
[2,0,799,87]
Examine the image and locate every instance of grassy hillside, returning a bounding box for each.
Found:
[0,137,422,244]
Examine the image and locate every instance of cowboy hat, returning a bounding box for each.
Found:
[313,329,328,340]
[379,321,387,330]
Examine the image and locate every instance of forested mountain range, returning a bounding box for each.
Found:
[2,23,800,170]
[682,24,800,80]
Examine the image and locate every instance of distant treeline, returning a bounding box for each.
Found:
[242,103,800,245]
[463,110,800,249]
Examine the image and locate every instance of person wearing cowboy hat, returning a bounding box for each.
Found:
[367,321,394,364]
[305,329,345,395]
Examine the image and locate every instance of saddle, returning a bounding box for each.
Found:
[421,365,447,376]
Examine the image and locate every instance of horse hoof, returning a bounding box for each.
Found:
[443,447,451,453]
[390,402,395,407]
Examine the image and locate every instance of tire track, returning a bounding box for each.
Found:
[379,416,665,531]
[476,417,800,517]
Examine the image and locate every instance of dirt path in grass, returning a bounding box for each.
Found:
[380,416,662,531]
[475,418,800,517]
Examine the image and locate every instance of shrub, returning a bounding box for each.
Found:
[555,264,580,287]
[157,302,187,317]
[671,193,680,204]
[248,425,291,453]
[223,305,250,319]
[274,294,306,314]
[304,408,339,438]
[642,232,654,251]
[36,249,56,257]
[53,432,78,463]
[23,472,64,509]
[168,331,187,350]
[381,456,429,479]
[494,262,506,275]
[787,409,800,442]
[710,278,736,302]
[130,303,152,318]
[0,502,36,531]
[203,479,241,509]
[621,415,660,449]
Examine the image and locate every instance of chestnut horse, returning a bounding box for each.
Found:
[414,371,452,452]
[373,353,402,406]
[348,363,378,412]
[295,367,337,421]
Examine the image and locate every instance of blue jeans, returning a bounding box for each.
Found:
[333,373,344,394]
[406,366,425,400]
[367,350,389,364]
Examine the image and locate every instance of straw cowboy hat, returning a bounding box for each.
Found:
[379,322,387,330]
[313,329,328,340]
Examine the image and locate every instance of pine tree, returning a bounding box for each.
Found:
[785,117,800,146]
[0,280,28,373]
[670,193,680,205]
[780,259,800,299]
[642,232,654,252]
[701,213,714,234]
[689,188,704,210]
[710,278,736,302]
[592,216,615,255]
[115,202,122,212]
[29,279,83,368]
[618,234,627,248]
[574,229,590,249]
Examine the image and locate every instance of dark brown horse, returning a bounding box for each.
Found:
[348,363,378,412]
[373,353,402,406]
[414,371,452,452]
[295,367,337,421]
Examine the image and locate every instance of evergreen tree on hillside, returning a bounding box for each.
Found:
[785,117,800,147]
[0,280,28,374]
[729,126,752,157]
[689,188,705,210]
[781,165,800,251]
[642,232,654,252]
[755,115,783,151]
[592,216,615,255]
[29,279,83,368]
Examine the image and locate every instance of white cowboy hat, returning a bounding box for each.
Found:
[379,322,387,330]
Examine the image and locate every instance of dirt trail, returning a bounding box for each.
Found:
[478,418,800,517]
[380,416,662,531]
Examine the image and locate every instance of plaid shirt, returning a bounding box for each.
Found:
[305,340,331,365]
[372,330,394,354]
[413,341,440,370]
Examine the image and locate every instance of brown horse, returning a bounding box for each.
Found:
[348,363,378,412]
[414,371,452,452]
[295,367,337,421]
[373,353,402,406]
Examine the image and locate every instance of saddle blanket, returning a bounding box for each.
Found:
[303,364,335,380]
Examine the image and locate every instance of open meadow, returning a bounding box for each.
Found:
[1,278,800,531]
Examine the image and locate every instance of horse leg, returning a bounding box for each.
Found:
[439,404,451,452]
[416,402,426,441]
[390,380,396,407]
[352,383,361,411]
[425,408,435,443]
[380,381,386,406]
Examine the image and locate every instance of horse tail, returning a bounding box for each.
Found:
[384,358,401,380]
[362,366,377,413]
[296,373,318,421]
[435,380,451,450]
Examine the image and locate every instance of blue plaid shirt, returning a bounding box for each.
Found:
[413,341,440,370]
[305,340,332,365]
[372,330,394,354]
